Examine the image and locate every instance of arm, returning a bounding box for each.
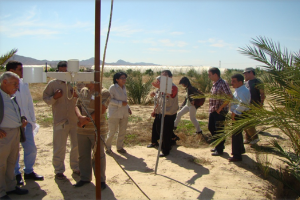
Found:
[216,82,233,114]
[75,106,91,128]
[108,86,123,107]
[260,89,265,105]
[43,81,62,106]
[0,129,7,139]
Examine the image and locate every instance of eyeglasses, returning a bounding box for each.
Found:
[119,77,127,80]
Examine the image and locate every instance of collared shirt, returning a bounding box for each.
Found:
[0,89,22,128]
[230,85,251,115]
[76,87,111,135]
[108,83,130,119]
[43,79,77,125]
[209,78,232,113]
[15,79,36,125]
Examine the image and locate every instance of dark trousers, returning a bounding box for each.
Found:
[208,111,227,153]
[151,114,177,154]
[232,116,246,159]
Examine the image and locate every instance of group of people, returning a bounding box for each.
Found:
[146,67,264,162]
[0,60,264,199]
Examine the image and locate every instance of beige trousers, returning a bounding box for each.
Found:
[0,127,19,197]
[106,117,128,150]
[52,122,79,174]
[77,134,106,182]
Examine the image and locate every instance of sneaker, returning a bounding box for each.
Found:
[249,138,260,145]
[173,127,177,131]
[55,173,66,180]
[117,148,127,154]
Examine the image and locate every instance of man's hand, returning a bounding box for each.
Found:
[21,119,28,128]
[150,91,155,97]
[122,101,128,106]
[128,108,132,115]
[0,129,7,139]
[53,89,63,99]
[77,116,91,128]
[151,111,155,117]
[70,88,78,98]
[231,112,236,121]
[191,100,195,105]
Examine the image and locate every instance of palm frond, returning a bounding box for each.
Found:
[0,49,18,66]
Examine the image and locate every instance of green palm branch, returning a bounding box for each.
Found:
[0,49,18,66]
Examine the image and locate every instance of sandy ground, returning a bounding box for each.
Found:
[12,127,279,200]
[9,86,282,200]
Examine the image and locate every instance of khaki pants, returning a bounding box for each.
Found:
[106,117,128,150]
[52,122,79,174]
[77,134,106,182]
[244,126,259,141]
[0,127,19,197]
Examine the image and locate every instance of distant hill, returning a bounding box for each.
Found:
[8,55,159,67]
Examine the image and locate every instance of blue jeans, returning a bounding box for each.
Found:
[14,123,37,175]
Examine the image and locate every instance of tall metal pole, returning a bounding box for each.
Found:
[154,93,166,174]
[95,0,101,199]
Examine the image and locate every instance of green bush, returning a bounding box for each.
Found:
[126,73,154,104]
[144,69,154,76]
[187,69,198,77]
[192,70,212,93]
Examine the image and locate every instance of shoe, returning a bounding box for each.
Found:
[173,127,177,131]
[228,157,242,162]
[243,139,251,144]
[196,130,203,135]
[159,153,169,157]
[73,170,80,176]
[101,182,107,190]
[249,138,260,145]
[0,195,11,200]
[16,174,24,186]
[73,180,90,187]
[210,148,216,152]
[24,172,44,181]
[55,173,66,180]
[106,149,112,155]
[147,143,158,148]
[211,151,223,156]
[117,148,127,154]
[6,186,28,195]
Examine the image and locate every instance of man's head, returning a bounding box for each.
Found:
[231,74,244,89]
[0,71,20,95]
[243,67,255,81]
[161,70,172,78]
[113,71,127,85]
[152,76,161,88]
[208,67,220,82]
[6,61,23,78]
[57,61,67,72]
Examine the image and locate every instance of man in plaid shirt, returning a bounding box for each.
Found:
[208,68,232,156]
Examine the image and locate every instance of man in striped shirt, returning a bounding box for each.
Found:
[208,68,232,156]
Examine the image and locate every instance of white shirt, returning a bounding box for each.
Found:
[15,79,36,125]
[108,83,130,119]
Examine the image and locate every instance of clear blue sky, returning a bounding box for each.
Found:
[0,0,299,69]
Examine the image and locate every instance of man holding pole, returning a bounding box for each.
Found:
[152,70,179,157]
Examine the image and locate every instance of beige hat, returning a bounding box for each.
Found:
[243,67,255,73]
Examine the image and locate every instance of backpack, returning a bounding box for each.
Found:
[192,89,206,108]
